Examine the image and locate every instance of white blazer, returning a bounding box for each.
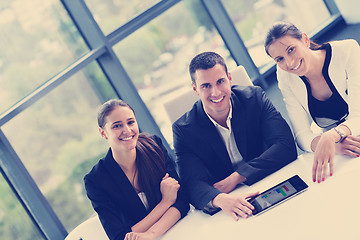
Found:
[277,39,360,152]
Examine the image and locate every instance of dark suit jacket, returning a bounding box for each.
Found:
[172,85,297,212]
[84,135,189,240]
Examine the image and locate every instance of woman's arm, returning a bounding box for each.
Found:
[338,40,360,137]
[277,68,317,152]
[153,134,190,218]
[131,173,180,233]
[310,128,341,183]
[311,124,360,183]
[143,207,181,237]
[311,40,360,183]
[125,207,181,240]
[311,125,352,152]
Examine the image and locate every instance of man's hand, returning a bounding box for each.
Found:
[212,192,259,221]
[213,172,246,193]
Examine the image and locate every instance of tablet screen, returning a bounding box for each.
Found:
[250,175,308,215]
[254,180,297,209]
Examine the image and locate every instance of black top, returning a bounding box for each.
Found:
[84,135,189,240]
[301,43,348,128]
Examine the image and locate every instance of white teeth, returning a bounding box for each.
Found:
[121,136,133,141]
[211,97,224,103]
[293,60,301,70]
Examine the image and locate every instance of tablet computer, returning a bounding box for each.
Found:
[249,175,308,216]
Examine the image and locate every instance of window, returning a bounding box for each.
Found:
[113,1,236,144]
[0,174,44,239]
[0,0,88,114]
[2,62,116,231]
[0,0,342,237]
[85,0,161,35]
[222,0,331,72]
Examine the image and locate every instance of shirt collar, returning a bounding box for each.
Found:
[206,102,232,128]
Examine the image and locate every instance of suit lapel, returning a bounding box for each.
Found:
[230,92,248,158]
[103,149,147,219]
[290,75,309,113]
[196,102,233,171]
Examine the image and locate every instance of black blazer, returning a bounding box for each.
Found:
[84,135,189,240]
[172,85,297,211]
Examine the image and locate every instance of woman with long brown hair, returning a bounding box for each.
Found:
[265,22,360,183]
[84,99,189,240]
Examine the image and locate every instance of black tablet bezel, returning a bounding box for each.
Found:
[250,175,308,216]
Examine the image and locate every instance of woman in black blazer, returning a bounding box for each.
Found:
[84,99,189,240]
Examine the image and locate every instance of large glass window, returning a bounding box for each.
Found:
[0,174,44,239]
[1,62,117,232]
[85,0,161,35]
[222,0,331,72]
[0,0,88,115]
[113,1,236,144]
[0,0,340,237]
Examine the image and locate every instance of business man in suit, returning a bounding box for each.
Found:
[172,52,297,220]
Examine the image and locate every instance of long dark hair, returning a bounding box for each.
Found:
[264,22,324,55]
[136,133,166,209]
[97,99,166,209]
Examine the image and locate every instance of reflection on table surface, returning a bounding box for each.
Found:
[161,153,360,240]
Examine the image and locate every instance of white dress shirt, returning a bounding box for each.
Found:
[206,103,243,170]
[204,103,243,210]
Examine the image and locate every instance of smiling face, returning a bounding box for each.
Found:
[192,63,232,122]
[99,106,139,153]
[267,34,312,76]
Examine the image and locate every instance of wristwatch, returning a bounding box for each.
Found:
[334,126,347,143]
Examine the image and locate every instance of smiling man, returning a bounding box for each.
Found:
[172,52,297,220]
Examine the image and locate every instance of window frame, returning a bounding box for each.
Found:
[0,0,342,238]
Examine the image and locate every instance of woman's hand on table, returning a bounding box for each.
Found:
[312,131,337,183]
[312,128,360,183]
[124,232,155,240]
[336,135,360,157]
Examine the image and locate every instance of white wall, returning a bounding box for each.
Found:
[335,0,360,24]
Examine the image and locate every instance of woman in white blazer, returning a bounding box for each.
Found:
[264,22,360,184]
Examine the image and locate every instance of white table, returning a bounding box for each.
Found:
[64,214,108,240]
[161,153,360,240]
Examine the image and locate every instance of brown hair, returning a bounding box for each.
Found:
[264,22,324,55]
[97,99,134,128]
[97,99,167,209]
[136,133,166,209]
